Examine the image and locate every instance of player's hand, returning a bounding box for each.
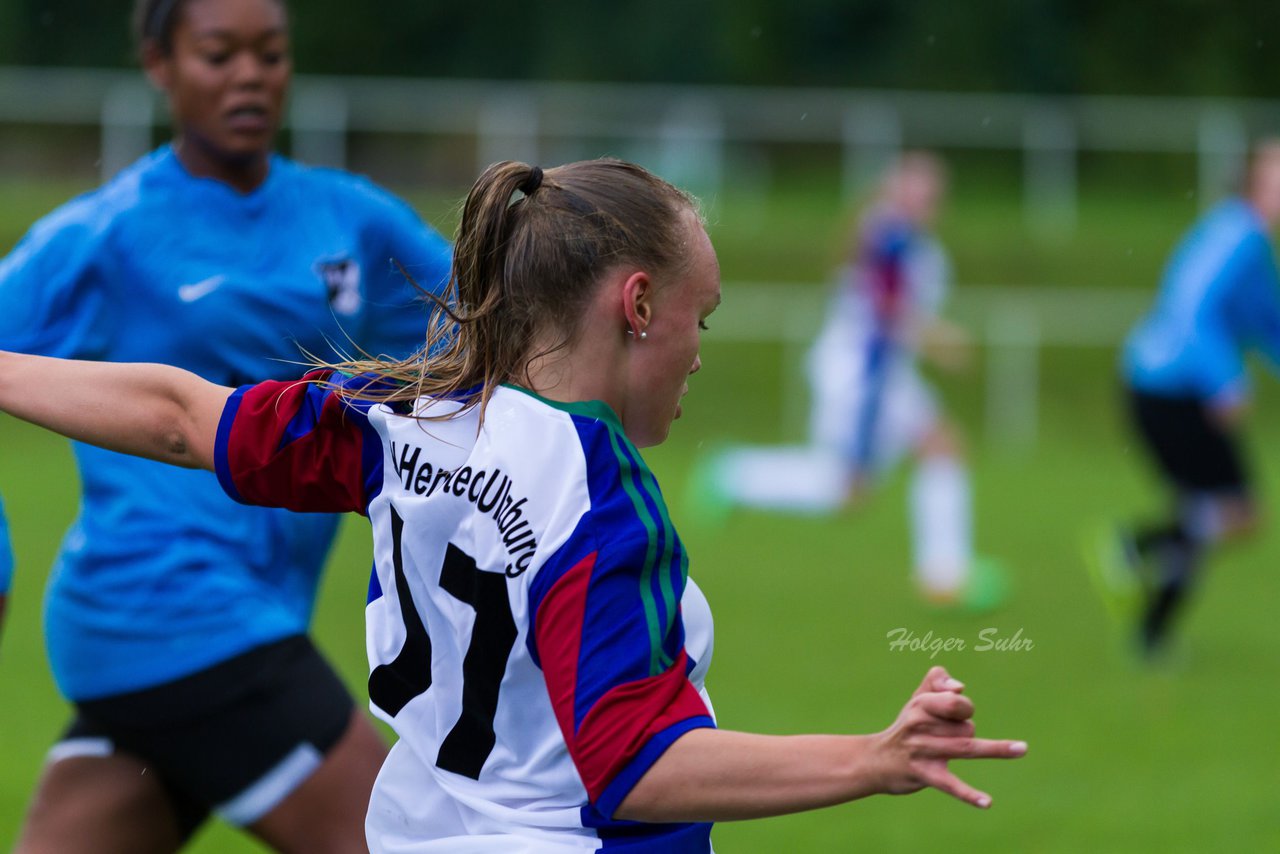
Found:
[919,319,973,373]
[870,666,1025,808]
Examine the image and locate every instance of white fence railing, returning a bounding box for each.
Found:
[0,68,1167,448]
[714,283,1149,448]
[2,66,1278,231]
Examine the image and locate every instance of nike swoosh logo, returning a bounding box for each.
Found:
[177,275,226,303]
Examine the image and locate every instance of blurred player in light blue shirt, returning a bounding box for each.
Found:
[1125,196,1280,405]
[0,0,451,849]
[1109,141,1280,656]
[0,144,451,701]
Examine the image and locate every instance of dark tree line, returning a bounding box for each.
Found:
[2,0,1277,96]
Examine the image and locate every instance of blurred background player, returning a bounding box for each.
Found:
[1098,140,1280,658]
[695,152,1005,610]
[0,0,451,851]
[0,157,1026,851]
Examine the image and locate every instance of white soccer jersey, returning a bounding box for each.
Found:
[215,375,716,852]
[806,212,949,473]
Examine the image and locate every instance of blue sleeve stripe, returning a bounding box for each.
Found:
[604,425,677,676]
[277,373,387,514]
[358,413,385,512]
[598,822,712,852]
[593,715,716,821]
[275,382,331,452]
[274,373,381,451]
[213,385,250,504]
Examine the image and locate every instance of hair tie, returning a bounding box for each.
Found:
[519,166,544,197]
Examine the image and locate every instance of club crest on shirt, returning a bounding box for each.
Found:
[314,257,362,316]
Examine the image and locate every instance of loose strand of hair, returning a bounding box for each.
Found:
[304,159,700,433]
[311,163,538,424]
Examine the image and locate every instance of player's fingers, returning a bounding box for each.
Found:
[917,718,976,740]
[912,667,945,698]
[913,667,964,698]
[915,690,975,722]
[921,767,993,809]
[914,736,1028,760]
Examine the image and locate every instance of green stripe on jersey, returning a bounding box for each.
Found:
[502,384,623,430]
[605,427,676,676]
[635,458,680,646]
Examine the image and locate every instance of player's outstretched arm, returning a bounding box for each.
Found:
[615,666,1025,823]
[0,351,231,471]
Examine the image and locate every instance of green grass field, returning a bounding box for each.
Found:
[2,169,1279,851]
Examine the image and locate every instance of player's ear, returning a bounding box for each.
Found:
[621,270,653,338]
[141,41,173,92]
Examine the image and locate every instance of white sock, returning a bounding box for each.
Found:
[716,446,848,514]
[910,455,971,594]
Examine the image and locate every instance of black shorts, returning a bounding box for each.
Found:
[57,635,354,834]
[1127,388,1249,494]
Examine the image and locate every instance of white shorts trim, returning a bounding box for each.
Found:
[47,736,114,764]
[215,742,323,826]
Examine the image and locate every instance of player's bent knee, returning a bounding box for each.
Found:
[918,420,965,459]
[1222,502,1261,539]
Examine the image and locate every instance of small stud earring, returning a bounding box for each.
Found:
[639,331,648,340]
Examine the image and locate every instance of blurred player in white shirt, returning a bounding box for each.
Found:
[699,152,1006,609]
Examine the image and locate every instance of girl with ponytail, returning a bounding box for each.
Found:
[0,157,1023,852]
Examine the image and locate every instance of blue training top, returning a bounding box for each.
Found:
[1124,198,1280,403]
[0,146,452,700]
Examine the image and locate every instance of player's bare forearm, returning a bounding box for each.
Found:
[615,667,1025,823]
[0,351,231,470]
[616,729,887,822]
